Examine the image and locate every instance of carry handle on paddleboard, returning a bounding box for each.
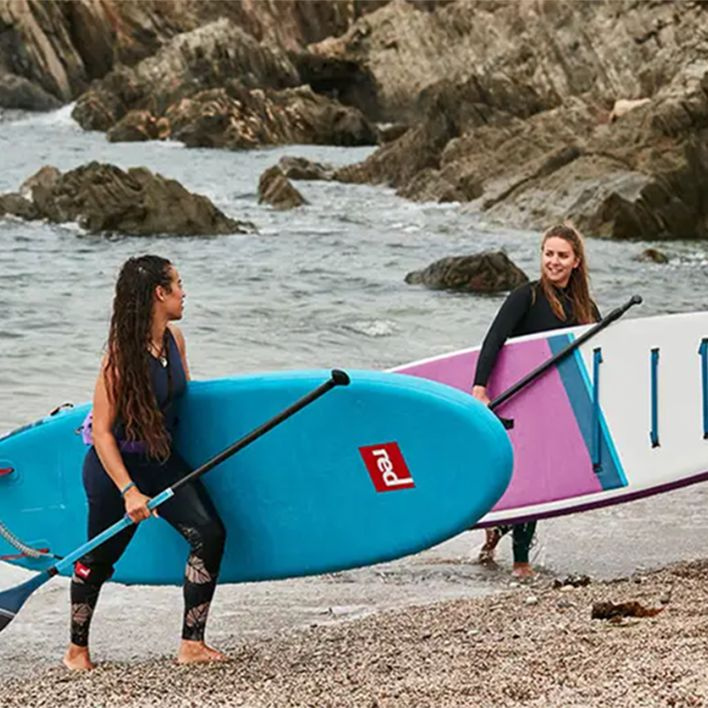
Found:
[490,295,643,413]
[0,369,351,633]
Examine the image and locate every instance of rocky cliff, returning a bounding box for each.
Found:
[3,0,707,239]
[325,0,708,238]
[0,0,379,108]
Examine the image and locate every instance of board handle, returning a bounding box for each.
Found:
[650,348,660,448]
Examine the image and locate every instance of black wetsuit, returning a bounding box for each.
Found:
[70,330,226,646]
[474,281,600,563]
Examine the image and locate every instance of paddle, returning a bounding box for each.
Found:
[0,369,351,633]
[489,295,642,414]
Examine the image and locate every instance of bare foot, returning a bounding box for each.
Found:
[477,528,502,565]
[511,562,535,579]
[63,644,95,671]
[177,640,228,665]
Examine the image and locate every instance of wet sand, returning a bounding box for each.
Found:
[1,555,706,707]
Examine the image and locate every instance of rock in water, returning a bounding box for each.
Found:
[4,162,253,236]
[258,167,308,210]
[405,252,528,293]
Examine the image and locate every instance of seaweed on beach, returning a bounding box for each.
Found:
[591,600,664,621]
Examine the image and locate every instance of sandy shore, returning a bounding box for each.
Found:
[1,558,706,707]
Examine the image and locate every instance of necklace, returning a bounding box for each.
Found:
[149,340,168,368]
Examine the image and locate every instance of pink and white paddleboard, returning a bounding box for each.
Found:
[393,311,708,526]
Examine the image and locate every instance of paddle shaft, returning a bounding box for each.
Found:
[47,370,350,579]
[489,295,642,411]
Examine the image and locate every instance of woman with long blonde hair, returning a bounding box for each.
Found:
[471,224,600,577]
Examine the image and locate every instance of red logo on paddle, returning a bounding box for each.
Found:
[359,442,415,492]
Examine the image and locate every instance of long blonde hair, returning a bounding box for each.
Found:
[538,224,596,324]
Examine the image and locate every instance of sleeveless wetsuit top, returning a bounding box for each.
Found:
[112,328,187,449]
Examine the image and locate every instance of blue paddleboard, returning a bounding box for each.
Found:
[0,370,512,585]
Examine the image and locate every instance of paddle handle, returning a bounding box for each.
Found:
[49,369,350,578]
[489,295,642,411]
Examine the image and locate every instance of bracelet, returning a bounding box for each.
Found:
[120,481,136,497]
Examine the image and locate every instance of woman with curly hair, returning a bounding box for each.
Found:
[472,224,600,578]
[64,255,226,670]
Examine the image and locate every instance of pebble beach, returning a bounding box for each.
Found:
[1,558,706,707]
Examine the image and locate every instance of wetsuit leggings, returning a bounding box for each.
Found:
[497,522,537,564]
[70,448,226,647]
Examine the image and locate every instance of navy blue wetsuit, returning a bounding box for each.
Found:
[474,281,600,563]
[70,329,226,646]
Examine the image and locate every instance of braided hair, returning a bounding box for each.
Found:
[104,255,173,460]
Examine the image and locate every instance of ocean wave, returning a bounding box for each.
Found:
[9,103,78,128]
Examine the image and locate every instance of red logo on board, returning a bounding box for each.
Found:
[359,442,415,492]
[74,562,91,580]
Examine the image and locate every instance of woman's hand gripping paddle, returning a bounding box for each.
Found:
[0,369,351,633]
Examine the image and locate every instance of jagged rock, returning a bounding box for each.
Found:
[71,66,144,132]
[0,193,39,220]
[258,166,308,210]
[0,0,373,107]
[326,1,708,239]
[609,98,651,123]
[398,168,482,203]
[0,0,88,104]
[310,0,694,122]
[5,0,708,238]
[634,248,669,264]
[290,50,380,119]
[0,73,62,111]
[71,17,377,150]
[278,157,335,181]
[167,82,376,149]
[310,1,560,122]
[336,111,454,189]
[72,20,301,133]
[404,252,528,293]
[7,162,252,235]
[19,166,61,214]
[107,110,171,142]
[335,72,551,192]
[377,122,409,143]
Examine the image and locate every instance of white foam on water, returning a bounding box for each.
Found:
[9,103,78,128]
[344,319,398,337]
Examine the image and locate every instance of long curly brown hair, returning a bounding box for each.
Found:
[104,255,173,460]
[539,224,597,325]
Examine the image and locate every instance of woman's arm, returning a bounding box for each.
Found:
[92,358,151,522]
[472,284,532,404]
[168,324,191,381]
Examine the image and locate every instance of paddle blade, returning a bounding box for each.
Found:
[0,573,48,632]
